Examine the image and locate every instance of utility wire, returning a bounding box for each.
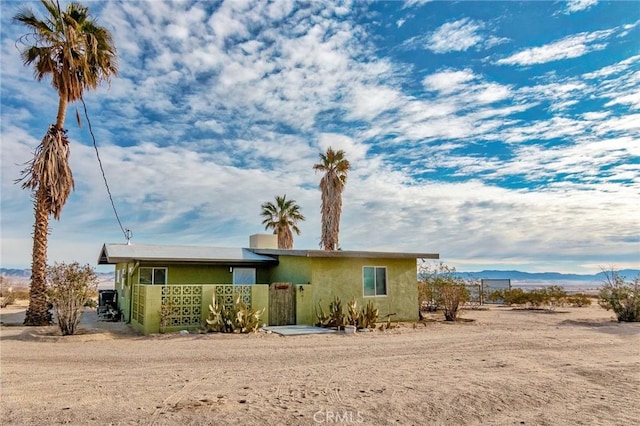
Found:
[80,97,131,242]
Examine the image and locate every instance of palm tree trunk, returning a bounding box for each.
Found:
[55,97,67,130]
[23,185,50,326]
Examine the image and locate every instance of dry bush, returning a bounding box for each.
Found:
[599,269,640,322]
[418,261,470,321]
[567,293,592,307]
[0,293,16,308]
[440,284,469,321]
[47,262,98,335]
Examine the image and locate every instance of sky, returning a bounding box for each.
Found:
[1,0,639,274]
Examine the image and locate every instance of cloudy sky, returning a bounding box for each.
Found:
[1,0,638,274]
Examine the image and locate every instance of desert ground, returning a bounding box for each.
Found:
[1,301,638,426]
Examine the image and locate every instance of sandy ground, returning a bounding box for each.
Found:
[1,301,638,426]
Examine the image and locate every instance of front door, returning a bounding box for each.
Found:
[269,282,296,325]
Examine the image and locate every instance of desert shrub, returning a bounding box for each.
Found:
[545,286,567,311]
[205,295,264,333]
[346,298,379,329]
[418,261,471,321]
[84,298,98,308]
[502,287,567,310]
[47,262,98,336]
[502,288,525,306]
[418,281,438,312]
[0,292,16,308]
[567,293,592,307]
[599,269,640,322]
[441,284,470,321]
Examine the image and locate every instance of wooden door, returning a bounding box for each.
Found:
[269,282,296,325]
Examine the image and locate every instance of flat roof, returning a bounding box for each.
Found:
[249,248,439,260]
[98,243,439,265]
[98,243,279,265]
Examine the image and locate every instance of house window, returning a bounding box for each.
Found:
[363,266,387,296]
[139,267,167,285]
[233,268,256,285]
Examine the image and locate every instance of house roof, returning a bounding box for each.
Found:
[98,243,439,265]
[97,243,279,265]
[249,248,439,260]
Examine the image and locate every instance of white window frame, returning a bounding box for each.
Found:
[363,266,387,297]
[233,268,256,285]
[138,267,168,285]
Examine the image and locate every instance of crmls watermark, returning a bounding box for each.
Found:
[313,409,365,424]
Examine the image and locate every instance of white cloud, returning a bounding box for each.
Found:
[496,29,614,66]
[564,0,598,14]
[426,18,483,53]
[402,0,433,9]
[423,69,477,93]
[2,0,638,273]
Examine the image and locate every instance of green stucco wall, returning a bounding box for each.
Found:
[272,255,419,324]
[288,256,418,324]
[269,256,312,284]
[108,255,418,333]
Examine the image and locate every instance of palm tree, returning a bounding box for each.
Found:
[313,147,350,250]
[260,195,305,249]
[14,0,118,325]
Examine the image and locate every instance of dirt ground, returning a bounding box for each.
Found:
[1,301,638,425]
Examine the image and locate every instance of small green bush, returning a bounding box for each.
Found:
[567,293,592,307]
[47,262,98,336]
[599,269,640,322]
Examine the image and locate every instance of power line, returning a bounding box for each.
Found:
[80,97,131,243]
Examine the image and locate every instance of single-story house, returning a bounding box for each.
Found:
[98,234,439,334]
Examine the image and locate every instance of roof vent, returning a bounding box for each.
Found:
[249,234,278,249]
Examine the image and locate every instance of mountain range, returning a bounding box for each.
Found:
[2,268,638,283]
[452,269,639,282]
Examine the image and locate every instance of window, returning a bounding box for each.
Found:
[233,268,256,285]
[363,266,387,296]
[139,267,167,285]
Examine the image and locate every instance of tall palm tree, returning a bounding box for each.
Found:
[14,0,118,325]
[260,195,305,249]
[313,147,350,251]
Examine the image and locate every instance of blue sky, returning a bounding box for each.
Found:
[1,0,638,274]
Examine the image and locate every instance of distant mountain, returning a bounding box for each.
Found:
[0,269,32,279]
[1,268,114,282]
[2,268,638,284]
[453,269,639,282]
